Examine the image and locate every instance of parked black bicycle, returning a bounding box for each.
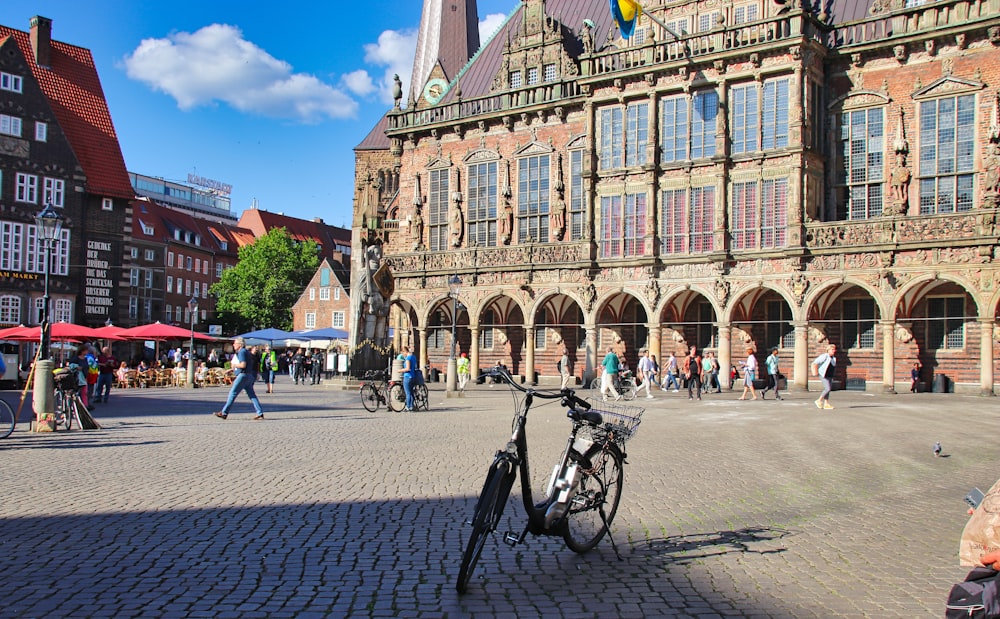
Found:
[456,366,643,593]
[359,369,401,412]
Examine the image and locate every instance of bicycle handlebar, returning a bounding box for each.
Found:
[479,366,591,411]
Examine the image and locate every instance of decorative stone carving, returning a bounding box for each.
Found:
[888,152,911,208]
[551,155,566,241]
[895,323,914,343]
[925,40,936,56]
[580,19,594,54]
[893,44,907,63]
[645,277,660,307]
[984,143,1000,206]
[578,283,597,312]
[714,278,730,307]
[990,26,1000,45]
[392,74,403,109]
[789,272,809,306]
[809,325,828,343]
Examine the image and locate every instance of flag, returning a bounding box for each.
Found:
[609,0,643,39]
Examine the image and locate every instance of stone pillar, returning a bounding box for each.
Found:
[469,325,480,382]
[585,326,598,384]
[980,318,996,396]
[417,328,428,376]
[32,358,55,429]
[648,323,662,365]
[881,320,896,393]
[793,321,809,391]
[717,323,732,391]
[525,325,536,385]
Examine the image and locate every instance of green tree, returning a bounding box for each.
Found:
[210,228,320,333]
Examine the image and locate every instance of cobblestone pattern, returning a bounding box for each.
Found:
[0,382,995,618]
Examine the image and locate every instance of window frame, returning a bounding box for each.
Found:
[466,161,498,247]
[918,94,975,214]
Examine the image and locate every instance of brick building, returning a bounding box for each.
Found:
[290,258,351,334]
[0,16,132,330]
[353,0,1000,394]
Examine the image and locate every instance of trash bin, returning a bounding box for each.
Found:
[429,367,440,383]
[932,373,949,393]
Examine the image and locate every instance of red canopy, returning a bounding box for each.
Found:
[0,322,112,341]
[89,325,129,340]
[118,322,215,342]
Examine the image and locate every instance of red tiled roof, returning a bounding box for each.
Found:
[0,23,133,199]
[237,209,351,251]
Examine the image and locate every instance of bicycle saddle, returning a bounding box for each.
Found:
[568,409,603,426]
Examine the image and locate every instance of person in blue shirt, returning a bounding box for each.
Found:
[213,337,263,420]
[761,347,783,400]
[402,346,418,411]
[811,343,838,410]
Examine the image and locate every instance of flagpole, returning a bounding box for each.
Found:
[637,3,682,42]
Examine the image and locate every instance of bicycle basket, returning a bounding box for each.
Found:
[53,368,79,391]
[581,399,644,447]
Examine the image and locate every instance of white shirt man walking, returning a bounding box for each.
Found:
[637,349,656,399]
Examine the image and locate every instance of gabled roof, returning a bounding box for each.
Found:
[0,21,133,199]
[237,208,351,255]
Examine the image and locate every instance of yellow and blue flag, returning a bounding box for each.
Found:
[609,0,643,39]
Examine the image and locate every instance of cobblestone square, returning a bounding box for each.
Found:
[0,381,995,617]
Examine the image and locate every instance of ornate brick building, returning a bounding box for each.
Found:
[353,0,1000,394]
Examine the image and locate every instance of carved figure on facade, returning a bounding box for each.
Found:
[411,206,424,249]
[551,155,567,241]
[789,272,809,306]
[358,171,382,225]
[895,323,915,343]
[578,283,597,312]
[887,152,911,210]
[984,142,1000,206]
[580,19,595,54]
[809,325,828,343]
[360,244,389,319]
[645,277,660,307]
[392,74,403,109]
[714,278,730,307]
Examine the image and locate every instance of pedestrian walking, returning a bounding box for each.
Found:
[637,349,656,399]
[662,352,680,392]
[260,345,277,394]
[910,362,920,393]
[683,346,703,401]
[291,348,305,384]
[811,343,838,410]
[558,346,571,390]
[96,346,116,403]
[649,354,661,388]
[702,352,720,394]
[310,348,324,384]
[600,347,621,402]
[761,347,783,400]
[739,347,759,400]
[457,352,470,391]
[212,337,264,420]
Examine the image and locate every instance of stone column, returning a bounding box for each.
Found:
[717,323,732,391]
[793,321,809,391]
[881,320,896,393]
[418,328,429,376]
[525,325,536,385]
[469,325,480,382]
[585,326,598,384]
[647,323,662,364]
[980,318,996,396]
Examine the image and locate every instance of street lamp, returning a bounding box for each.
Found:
[186,296,198,388]
[446,274,462,395]
[33,202,64,421]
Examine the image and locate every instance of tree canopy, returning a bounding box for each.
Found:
[210,228,320,333]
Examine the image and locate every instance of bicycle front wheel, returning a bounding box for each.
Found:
[57,392,73,431]
[563,442,624,553]
[620,379,637,401]
[589,378,602,392]
[0,398,14,439]
[413,383,429,411]
[457,460,514,593]
[388,384,406,412]
[360,384,380,412]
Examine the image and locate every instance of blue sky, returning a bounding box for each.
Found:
[0,1,514,227]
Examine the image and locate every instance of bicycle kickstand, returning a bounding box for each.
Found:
[600,507,623,561]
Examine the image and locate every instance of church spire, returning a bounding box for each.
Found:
[410,0,480,104]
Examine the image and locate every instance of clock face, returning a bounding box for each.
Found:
[422,78,448,105]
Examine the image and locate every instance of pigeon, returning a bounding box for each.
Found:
[934,442,942,457]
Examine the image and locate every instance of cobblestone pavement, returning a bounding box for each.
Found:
[0,378,996,618]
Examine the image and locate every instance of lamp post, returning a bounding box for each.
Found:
[33,202,64,422]
[446,274,462,395]
[186,296,198,388]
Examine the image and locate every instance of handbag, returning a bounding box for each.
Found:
[946,567,1000,618]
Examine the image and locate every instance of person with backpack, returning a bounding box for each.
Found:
[683,346,703,401]
[662,352,680,392]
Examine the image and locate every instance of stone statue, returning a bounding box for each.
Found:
[361,244,388,318]
[551,194,566,241]
[889,152,911,204]
[449,203,464,247]
[411,207,424,247]
[358,171,382,224]
[392,74,403,109]
[580,20,595,54]
[984,143,1000,197]
[498,195,513,245]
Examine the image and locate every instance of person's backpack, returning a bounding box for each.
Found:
[946,567,1000,618]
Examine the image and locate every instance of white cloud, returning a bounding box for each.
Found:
[361,28,418,107]
[479,13,508,45]
[341,70,376,97]
[123,24,357,123]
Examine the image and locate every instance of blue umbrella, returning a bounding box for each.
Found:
[237,328,295,344]
[295,327,349,341]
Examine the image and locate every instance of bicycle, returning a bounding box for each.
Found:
[456,366,643,593]
[0,396,15,439]
[588,368,638,401]
[389,373,429,412]
[359,369,398,412]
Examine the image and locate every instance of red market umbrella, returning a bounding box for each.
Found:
[118,322,215,342]
[89,325,129,340]
[0,325,33,340]
[0,322,109,341]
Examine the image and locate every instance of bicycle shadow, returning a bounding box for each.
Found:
[628,526,792,563]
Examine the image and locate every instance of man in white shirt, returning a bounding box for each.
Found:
[637,349,656,399]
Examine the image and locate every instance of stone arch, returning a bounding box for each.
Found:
[479,293,527,375]
[656,285,721,357]
[803,279,885,388]
[593,290,649,370]
[530,290,587,382]
[803,277,887,322]
[387,297,421,354]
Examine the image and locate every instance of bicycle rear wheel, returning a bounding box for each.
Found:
[563,442,624,553]
[388,384,406,412]
[457,460,514,593]
[589,378,601,392]
[414,383,429,411]
[620,379,637,401]
[360,384,380,412]
[0,398,14,438]
[56,391,73,431]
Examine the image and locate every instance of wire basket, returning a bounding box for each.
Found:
[580,398,644,447]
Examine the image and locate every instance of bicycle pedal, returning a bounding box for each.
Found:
[503,531,520,546]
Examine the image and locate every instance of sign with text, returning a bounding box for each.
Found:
[84,240,115,319]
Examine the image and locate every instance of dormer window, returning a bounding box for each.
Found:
[0,72,22,93]
[544,64,557,82]
[139,219,154,235]
[527,67,539,85]
[510,70,523,89]
[219,241,228,251]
